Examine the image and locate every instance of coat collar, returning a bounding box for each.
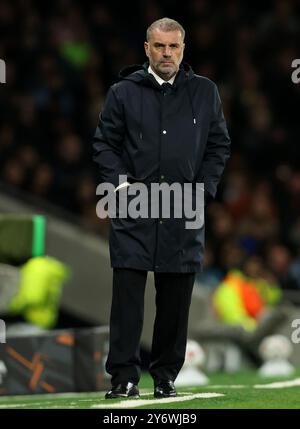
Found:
[147,65,176,86]
[118,61,195,90]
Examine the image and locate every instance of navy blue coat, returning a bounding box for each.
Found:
[93,62,230,273]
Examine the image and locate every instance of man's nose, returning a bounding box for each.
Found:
[163,47,172,57]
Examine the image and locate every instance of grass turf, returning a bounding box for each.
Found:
[0,369,300,409]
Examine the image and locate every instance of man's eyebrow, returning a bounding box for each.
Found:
[153,42,180,46]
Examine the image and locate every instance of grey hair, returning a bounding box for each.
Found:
[146,18,185,41]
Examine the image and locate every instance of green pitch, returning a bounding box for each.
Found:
[0,369,300,409]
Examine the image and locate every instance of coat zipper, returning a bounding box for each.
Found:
[153,89,165,271]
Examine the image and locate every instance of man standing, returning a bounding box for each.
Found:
[93,18,230,399]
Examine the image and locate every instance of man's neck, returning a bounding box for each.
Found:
[148,65,177,85]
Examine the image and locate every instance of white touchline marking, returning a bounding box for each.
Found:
[254,378,300,389]
[140,391,191,396]
[207,385,247,389]
[0,393,225,410]
[78,398,107,402]
[0,391,154,408]
[75,391,189,402]
[92,393,225,409]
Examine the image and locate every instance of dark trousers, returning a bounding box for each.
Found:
[105,268,195,385]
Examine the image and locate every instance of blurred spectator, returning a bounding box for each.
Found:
[195,245,224,289]
[266,243,299,290]
[212,269,281,331]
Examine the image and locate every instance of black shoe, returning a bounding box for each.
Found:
[105,382,140,399]
[154,380,177,398]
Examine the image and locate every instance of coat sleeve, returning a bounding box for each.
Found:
[200,83,231,200]
[92,85,128,188]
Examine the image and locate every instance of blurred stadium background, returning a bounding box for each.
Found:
[1,0,300,407]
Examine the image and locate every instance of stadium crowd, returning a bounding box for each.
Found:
[0,0,300,292]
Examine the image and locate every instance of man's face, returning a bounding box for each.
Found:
[144,29,185,81]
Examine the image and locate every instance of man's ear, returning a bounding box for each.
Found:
[144,41,149,57]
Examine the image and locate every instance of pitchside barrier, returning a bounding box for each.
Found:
[0,326,110,395]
